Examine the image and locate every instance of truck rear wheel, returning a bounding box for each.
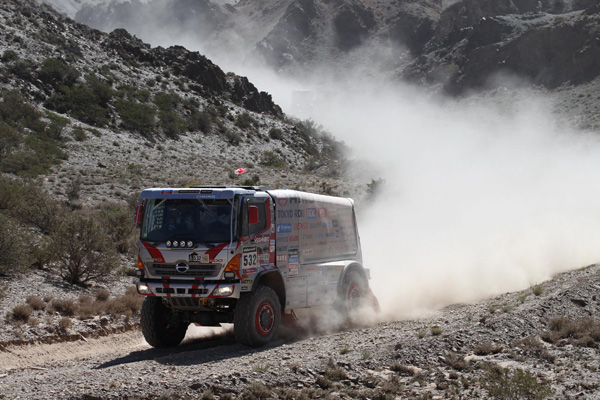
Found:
[342,271,368,314]
[141,297,188,348]
[234,285,281,347]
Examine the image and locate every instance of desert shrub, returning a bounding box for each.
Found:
[474,342,503,356]
[225,129,241,146]
[187,109,213,133]
[431,325,444,336]
[158,109,187,138]
[12,304,33,322]
[95,288,110,302]
[58,316,72,330]
[481,364,553,399]
[234,112,257,129]
[45,77,111,127]
[38,57,80,88]
[269,127,283,140]
[26,296,46,311]
[531,284,543,296]
[542,317,600,348]
[8,59,35,81]
[260,151,286,168]
[115,98,156,137]
[366,178,385,198]
[50,212,119,285]
[323,358,347,381]
[241,382,271,400]
[0,213,28,273]
[72,126,87,141]
[241,175,260,186]
[98,202,134,254]
[49,298,78,316]
[13,183,65,234]
[1,50,18,63]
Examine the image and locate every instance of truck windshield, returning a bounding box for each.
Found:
[140,198,235,244]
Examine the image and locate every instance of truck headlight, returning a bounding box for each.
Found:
[213,286,234,297]
[137,283,152,295]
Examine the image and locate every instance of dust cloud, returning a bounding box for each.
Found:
[93,6,600,321]
[235,59,600,321]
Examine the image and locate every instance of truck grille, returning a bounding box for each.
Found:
[149,263,220,278]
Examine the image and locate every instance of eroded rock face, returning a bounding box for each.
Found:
[405,2,600,94]
[102,30,282,115]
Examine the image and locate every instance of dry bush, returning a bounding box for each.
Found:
[49,298,78,316]
[474,342,503,356]
[26,295,46,311]
[0,213,28,274]
[58,317,72,330]
[241,382,271,400]
[390,363,416,376]
[323,358,347,381]
[12,304,33,322]
[542,317,600,348]
[95,288,110,302]
[50,211,119,285]
[444,352,468,371]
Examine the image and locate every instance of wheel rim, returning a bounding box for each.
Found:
[255,301,275,335]
[346,284,361,311]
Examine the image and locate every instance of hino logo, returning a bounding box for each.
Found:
[176,262,190,273]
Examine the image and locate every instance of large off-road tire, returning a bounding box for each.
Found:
[233,285,281,347]
[141,297,188,348]
[339,270,380,316]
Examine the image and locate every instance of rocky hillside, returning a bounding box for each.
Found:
[67,0,600,91]
[1,0,363,206]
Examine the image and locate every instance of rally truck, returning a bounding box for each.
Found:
[134,186,376,347]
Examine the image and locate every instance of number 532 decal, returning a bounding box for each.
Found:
[242,247,257,267]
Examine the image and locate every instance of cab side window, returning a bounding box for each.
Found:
[242,198,267,237]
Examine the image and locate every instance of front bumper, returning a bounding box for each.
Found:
[136,280,241,299]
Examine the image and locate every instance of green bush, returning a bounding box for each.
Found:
[38,57,80,88]
[1,50,18,63]
[98,202,134,254]
[46,85,110,127]
[51,211,119,285]
[269,127,283,140]
[235,112,257,129]
[260,150,286,168]
[481,364,554,399]
[0,213,28,274]
[225,129,241,146]
[115,98,156,137]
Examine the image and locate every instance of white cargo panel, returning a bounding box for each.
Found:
[268,190,359,266]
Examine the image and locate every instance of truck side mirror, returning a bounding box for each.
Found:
[248,205,259,225]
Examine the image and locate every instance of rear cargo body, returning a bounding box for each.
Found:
[134,186,373,347]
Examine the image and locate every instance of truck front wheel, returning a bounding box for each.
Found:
[234,285,281,347]
[141,297,188,348]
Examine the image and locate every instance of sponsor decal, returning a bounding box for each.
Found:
[288,249,299,276]
[253,236,270,244]
[276,254,288,262]
[276,223,292,233]
[318,208,327,218]
[290,235,299,242]
[276,245,288,252]
[294,222,308,230]
[306,208,317,219]
[241,286,249,291]
[243,268,257,274]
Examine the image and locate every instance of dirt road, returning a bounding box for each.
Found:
[1,265,599,399]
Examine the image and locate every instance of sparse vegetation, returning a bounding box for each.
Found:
[481,364,554,399]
